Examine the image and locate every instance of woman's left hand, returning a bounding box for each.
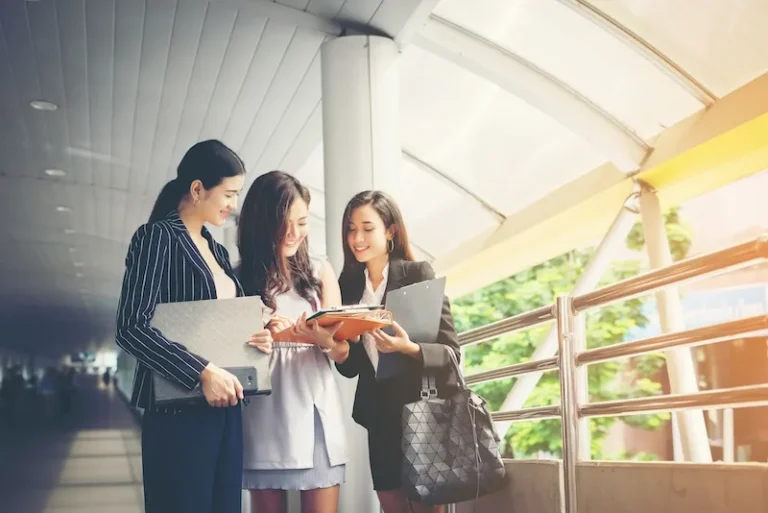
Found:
[371,321,420,356]
[248,329,273,354]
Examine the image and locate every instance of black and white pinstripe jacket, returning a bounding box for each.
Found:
[115,210,243,408]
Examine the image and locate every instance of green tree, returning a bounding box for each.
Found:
[453,208,690,458]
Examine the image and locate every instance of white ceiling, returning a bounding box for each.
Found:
[1,0,768,356]
[0,0,428,354]
[297,0,768,265]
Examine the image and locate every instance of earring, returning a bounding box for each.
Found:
[387,239,394,253]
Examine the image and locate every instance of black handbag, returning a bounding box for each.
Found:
[401,350,508,505]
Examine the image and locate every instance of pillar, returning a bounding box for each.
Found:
[322,35,401,272]
[638,184,712,462]
[321,35,401,513]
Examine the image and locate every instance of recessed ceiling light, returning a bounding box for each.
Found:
[64,228,76,235]
[75,272,84,279]
[45,169,66,177]
[56,206,72,213]
[30,100,58,111]
[69,247,76,253]
[73,262,84,268]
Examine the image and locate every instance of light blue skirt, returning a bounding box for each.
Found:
[242,408,346,491]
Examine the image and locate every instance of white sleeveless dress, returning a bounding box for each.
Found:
[241,257,347,490]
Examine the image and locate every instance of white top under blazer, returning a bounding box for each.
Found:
[241,256,348,470]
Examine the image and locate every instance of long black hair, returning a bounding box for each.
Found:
[340,190,416,276]
[237,171,321,311]
[149,139,245,223]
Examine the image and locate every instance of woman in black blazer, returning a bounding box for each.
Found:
[332,191,460,513]
[116,140,264,513]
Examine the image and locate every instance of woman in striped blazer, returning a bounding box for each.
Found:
[116,140,265,513]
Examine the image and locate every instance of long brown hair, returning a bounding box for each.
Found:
[237,171,321,311]
[340,190,416,277]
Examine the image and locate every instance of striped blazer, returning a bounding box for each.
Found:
[115,210,244,408]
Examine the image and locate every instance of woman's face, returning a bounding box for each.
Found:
[194,175,244,227]
[347,204,393,264]
[281,197,309,259]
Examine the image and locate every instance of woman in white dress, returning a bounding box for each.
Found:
[237,171,349,513]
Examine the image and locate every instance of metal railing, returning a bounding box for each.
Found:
[456,235,768,513]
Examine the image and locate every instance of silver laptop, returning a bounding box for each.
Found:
[148,296,271,406]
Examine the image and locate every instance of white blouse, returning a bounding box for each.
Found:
[360,263,389,372]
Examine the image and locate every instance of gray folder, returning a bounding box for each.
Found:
[377,277,446,380]
[149,296,271,406]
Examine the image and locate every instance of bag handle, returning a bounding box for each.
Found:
[446,347,467,389]
[420,346,467,399]
[421,374,438,399]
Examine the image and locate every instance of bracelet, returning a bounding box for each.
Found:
[320,343,335,354]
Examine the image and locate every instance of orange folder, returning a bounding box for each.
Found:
[272,307,393,343]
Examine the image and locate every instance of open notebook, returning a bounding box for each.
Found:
[272,305,393,343]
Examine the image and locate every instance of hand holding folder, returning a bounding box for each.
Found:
[272,305,393,343]
[149,296,271,406]
[376,277,446,380]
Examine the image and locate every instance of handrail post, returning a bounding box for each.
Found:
[574,313,590,460]
[493,196,638,438]
[557,296,579,513]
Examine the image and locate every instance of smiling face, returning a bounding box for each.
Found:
[191,174,244,227]
[346,203,394,265]
[281,197,310,259]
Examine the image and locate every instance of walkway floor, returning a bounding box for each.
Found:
[0,376,144,513]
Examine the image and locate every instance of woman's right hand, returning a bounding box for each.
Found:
[266,314,293,336]
[200,364,243,408]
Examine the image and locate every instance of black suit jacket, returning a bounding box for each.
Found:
[336,258,460,430]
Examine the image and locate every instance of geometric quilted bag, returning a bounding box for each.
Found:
[401,350,507,504]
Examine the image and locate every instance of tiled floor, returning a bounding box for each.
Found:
[0,376,144,513]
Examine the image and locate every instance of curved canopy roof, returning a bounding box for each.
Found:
[1,0,767,354]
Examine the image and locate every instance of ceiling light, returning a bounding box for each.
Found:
[76,272,84,279]
[64,228,75,235]
[73,262,84,268]
[56,206,72,213]
[69,247,76,253]
[30,100,58,111]
[44,169,66,177]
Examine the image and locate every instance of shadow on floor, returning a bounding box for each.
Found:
[0,376,143,513]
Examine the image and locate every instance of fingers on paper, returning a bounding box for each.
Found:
[391,321,407,337]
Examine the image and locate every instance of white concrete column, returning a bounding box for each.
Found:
[322,35,401,272]
[638,185,712,463]
[321,35,401,513]
[723,408,735,463]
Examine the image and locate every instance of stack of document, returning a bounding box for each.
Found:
[271,276,446,382]
[272,305,393,343]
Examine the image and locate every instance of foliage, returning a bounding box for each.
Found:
[453,208,690,458]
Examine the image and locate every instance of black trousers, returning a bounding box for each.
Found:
[141,404,242,513]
